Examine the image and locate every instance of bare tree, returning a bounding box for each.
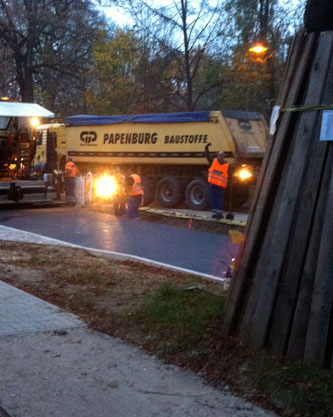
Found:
[217,0,303,118]
[0,0,103,109]
[122,0,231,111]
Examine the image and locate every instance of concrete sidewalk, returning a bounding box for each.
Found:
[0,228,277,417]
[0,284,276,417]
[0,281,83,337]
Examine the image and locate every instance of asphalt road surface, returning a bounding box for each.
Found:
[0,207,238,278]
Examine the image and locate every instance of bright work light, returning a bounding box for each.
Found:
[95,175,118,198]
[30,117,40,127]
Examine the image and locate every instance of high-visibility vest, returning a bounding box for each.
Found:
[208,159,229,188]
[128,174,144,196]
[64,161,79,178]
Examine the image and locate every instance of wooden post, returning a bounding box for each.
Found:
[223,30,316,335]
[239,32,332,348]
[287,146,333,359]
[303,146,333,365]
[269,33,333,355]
[223,29,333,367]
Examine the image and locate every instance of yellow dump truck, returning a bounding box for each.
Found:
[37,110,267,209]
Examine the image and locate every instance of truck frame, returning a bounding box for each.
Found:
[37,110,268,210]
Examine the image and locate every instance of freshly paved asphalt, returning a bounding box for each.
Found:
[0,206,238,278]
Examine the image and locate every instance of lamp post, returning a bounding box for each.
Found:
[248,39,276,116]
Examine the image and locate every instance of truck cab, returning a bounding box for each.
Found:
[35,123,67,177]
[0,102,55,179]
[0,102,55,202]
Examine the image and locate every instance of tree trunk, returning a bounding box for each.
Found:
[181,0,194,111]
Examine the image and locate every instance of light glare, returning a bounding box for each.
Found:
[237,168,253,181]
[95,175,118,198]
[30,117,40,127]
[249,44,268,54]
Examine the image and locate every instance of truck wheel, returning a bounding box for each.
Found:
[185,179,210,211]
[142,177,155,206]
[156,177,183,208]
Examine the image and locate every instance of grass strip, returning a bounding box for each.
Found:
[127,283,333,417]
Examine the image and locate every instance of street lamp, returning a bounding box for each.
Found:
[248,39,276,114]
[249,43,268,54]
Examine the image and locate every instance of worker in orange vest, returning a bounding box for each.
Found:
[64,158,80,202]
[205,143,229,219]
[125,167,144,219]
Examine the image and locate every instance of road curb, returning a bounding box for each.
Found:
[83,247,231,290]
[87,204,246,234]
[140,207,247,227]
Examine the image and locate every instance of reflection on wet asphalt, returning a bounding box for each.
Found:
[0,207,239,277]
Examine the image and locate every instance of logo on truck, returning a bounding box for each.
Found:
[80,131,97,144]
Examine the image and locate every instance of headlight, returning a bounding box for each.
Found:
[95,175,118,198]
[235,168,253,181]
[30,117,40,127]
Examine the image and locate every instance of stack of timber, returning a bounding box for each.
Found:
[223,28,333,368]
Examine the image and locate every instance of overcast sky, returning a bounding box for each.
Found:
[100,0,305,28]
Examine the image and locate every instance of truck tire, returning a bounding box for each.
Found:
[304,0,333,32]
[185,179,210,211]
[156,177,183,208]
[142,176,155,206]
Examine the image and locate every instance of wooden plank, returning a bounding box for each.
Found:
[241,29,310,247]
[303,147,333,365]
[278,28,307,108]
[268,132,328,355]
[223,30,316,335]
[242,32,333,347]
[236,29,309,255]
[222,133,274,334]
[268,45,333,355]
[287,146,333,360]
[238,32,333,348]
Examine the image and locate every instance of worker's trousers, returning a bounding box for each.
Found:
[65,177,76,200]
[209,183,225,216]
[127,195,142,218]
